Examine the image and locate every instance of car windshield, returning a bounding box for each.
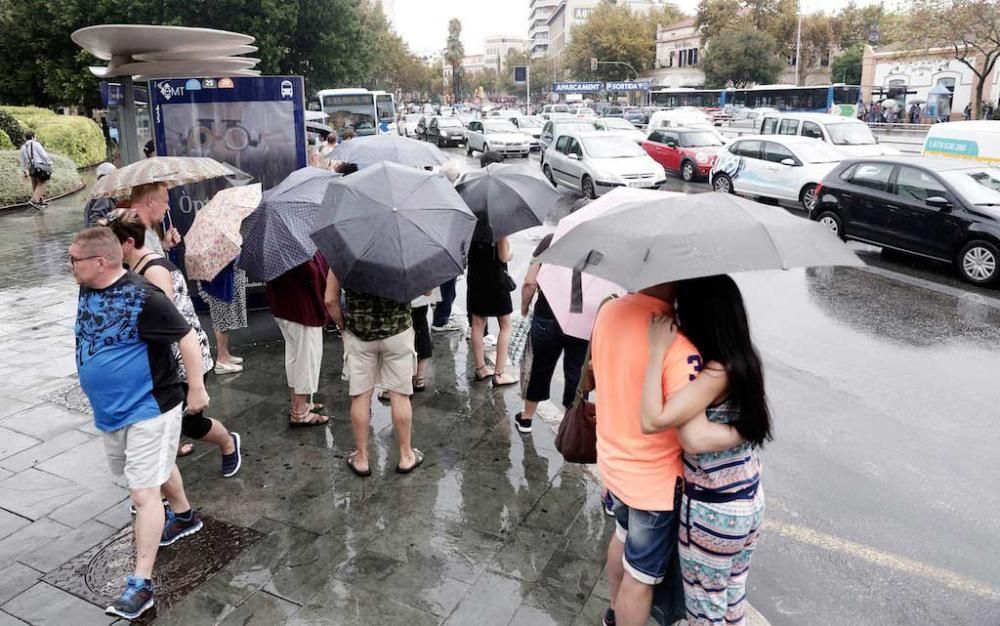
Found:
[438,118,464,128]
[485,121,519,133]
[517,117,543,128]
[792,141,842,163]
[680,131,723,147]
[583,136,646,158]
[825,122,877,146]
[562,122,596,132]
[602,119,636,130]
[553,105,570,113]
[576,108,595,115]
[940,168,1000,205]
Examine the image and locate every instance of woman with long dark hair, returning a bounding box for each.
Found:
[639,275,770,626]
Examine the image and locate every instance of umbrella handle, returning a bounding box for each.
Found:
[570,250,604,314]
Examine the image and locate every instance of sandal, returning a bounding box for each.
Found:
[413,376,426,392]
[177,442,194,457]
[346,451,372,477]
[396,448,425,474]
[474,365,495,381]
[288,408,330,427]
[492,371,518,387]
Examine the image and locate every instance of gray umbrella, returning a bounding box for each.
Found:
[455,163,561,241]
[310,161,476,303]
[537,190,863,301]
[324,134,449,169]
[238,166,340,282]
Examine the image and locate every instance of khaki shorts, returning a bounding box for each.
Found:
[343,328,416,396]
[102,404,182,489]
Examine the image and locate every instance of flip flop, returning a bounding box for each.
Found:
[396,448,425,474]
[176,442,194,457]
[346,452,372,477]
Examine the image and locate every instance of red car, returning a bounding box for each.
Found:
[642,127,726,182]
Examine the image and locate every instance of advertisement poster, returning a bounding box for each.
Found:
[150,76,306,272]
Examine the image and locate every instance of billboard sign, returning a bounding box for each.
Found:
[552,82,603,93]
[605,81,651,92]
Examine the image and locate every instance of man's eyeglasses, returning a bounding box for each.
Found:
[69,255,103,266]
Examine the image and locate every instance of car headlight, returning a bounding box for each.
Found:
[696,152,710,164]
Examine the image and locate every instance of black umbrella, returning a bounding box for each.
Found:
[324,134,449,169]
[238,166,340,282]
[310,161,476,303]
[455,162,561,241]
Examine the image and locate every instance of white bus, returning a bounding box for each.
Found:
[316,88,397,136]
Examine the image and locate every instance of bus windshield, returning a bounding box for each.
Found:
[322,94,377,135]
[376,94,395,122]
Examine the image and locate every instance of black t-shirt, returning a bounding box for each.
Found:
[532,234,555,320]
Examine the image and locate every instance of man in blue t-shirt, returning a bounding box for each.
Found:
[71,227,209,620]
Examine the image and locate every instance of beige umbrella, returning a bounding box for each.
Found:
[90,156,236,198]
[184,183,262,281]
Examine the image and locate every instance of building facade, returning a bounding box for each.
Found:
[529,0,560,58]
[484,36,529,73]
[546,0,600,59]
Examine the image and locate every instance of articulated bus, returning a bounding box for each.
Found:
[650,84,862,117]
[316,88,397,136]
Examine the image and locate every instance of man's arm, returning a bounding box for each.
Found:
[324,269,344,329]
[177,330,209,413]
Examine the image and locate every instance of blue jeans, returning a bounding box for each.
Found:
[609,491,679,586]
[432,278,457,326]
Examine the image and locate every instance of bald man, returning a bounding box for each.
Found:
[71,227,206,620]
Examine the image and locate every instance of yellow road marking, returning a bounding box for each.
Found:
[765,520,1000,601]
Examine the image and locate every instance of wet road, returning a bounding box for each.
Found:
[0,148,998,625]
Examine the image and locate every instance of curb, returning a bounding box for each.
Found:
[0,180,87,212]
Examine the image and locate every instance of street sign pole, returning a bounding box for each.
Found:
[526,66,530,114]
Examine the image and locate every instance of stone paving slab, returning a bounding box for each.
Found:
[0,469,81,521]
[0,582,113,626]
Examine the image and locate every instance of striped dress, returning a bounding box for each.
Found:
[679,401,765,626]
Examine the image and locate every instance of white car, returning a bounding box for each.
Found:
[540,104,572,120]
[570,106,596,118]
[710,135,846,211]
[398,113,424,137]
[757,112,899,158]
[508,116,544,150]
[542,131,666,199]
[539,118,601,153]
[591,118,646,144]
[465,119,532,157]
[648,109,715,131]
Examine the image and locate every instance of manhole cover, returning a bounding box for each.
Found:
[43,381,92,414]
[44,515,265,622]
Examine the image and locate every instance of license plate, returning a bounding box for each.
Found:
[628,180,654,188]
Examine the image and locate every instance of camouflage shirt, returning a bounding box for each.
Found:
[344,289,411,342]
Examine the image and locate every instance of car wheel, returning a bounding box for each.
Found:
[681,161,696,182]
[801,184,819,212]
[466,143,473,156]
[815,211,844,240]
[582,175,597,199]
[957,240,1000,285]
[712,173,733,194]
[543,164,557,188]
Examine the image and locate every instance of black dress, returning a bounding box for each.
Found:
[466,240,513,317]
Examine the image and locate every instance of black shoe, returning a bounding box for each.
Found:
[514,412,533,434]
[603,607,616,626]
[105,576,154,620]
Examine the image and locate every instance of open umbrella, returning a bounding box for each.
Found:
[90,156,237,198]
[537,190,863,296]
[536,188,671,340]
[238,167,340,282]
[184,183,261,281]
[310,161,476,303]
[324,134,449,169]
[455,162,560,241]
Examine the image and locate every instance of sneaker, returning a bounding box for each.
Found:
[431,320,462,333]
[105,575,154,620]
[229,355,244,364]
[601,491,615,517]
[27,200,42,210]
[603,607,616,626]
[483,334,498,347]
[514,412,533,434]
[160,509,203,546]
[214,361,244,375]
[221,432,242,477]
[130,498,170,516]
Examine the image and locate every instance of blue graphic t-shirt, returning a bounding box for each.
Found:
[75,272,192,432]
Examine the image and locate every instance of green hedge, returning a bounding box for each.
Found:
[0,110,26,146]
[0,130,11,150]
[0,106,105,168]
[0,150,84,207]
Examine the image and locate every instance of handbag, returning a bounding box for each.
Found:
[492,243,517,291]
[28,142,52,182]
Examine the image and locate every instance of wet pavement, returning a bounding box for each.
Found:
[0,148,997,625]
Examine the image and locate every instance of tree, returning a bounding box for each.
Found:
[702,26,785,87]
[905,0,1000,119]
[830,43,864,84]
[444,18,464,102]
[564,2,679,81]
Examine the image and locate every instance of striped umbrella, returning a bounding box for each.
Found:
[324,134,449,169]
[90,156,236,198]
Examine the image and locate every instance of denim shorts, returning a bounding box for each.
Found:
[609,491,679,585]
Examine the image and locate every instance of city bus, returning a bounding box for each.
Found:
[316,88,397,136]
[650,84,862,117]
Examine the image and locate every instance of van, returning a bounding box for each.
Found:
[757,112,897,157]
[922,121,1000,165]
[648,108,715,131]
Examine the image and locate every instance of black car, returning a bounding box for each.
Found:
[812,156,1000,286]
[601,106,625,118]
[427,116,467,147]
[623,107,646,125]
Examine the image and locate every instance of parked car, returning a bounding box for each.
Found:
[601,106,625,118]
[648,108,715,131]
[398,113,424,137]
[922,120,1000,165]
[644,127,726,182]
[591,117,646,144]
[570,106,596,118]
[427,116,468,147]
[540,104,572,120]
[508,115,544,150]
[727,107,778,130]
[812,156,1000,285]
[710,135,845,211]
[757,112,898,157]
[623,107,647,126]
[542,131,666,199]
[414,116,430,139]
[465,119,531,157]
[539,118,600,153]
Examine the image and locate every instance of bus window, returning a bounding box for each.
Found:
[376,94,395,122]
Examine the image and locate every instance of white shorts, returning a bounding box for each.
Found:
[275,318,324,395]
[343,328,416,396]
[102,404,182,489]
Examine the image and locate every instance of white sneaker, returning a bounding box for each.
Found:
[214,361,244,375]
[431,321,462,333]
[483,334,498,347]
